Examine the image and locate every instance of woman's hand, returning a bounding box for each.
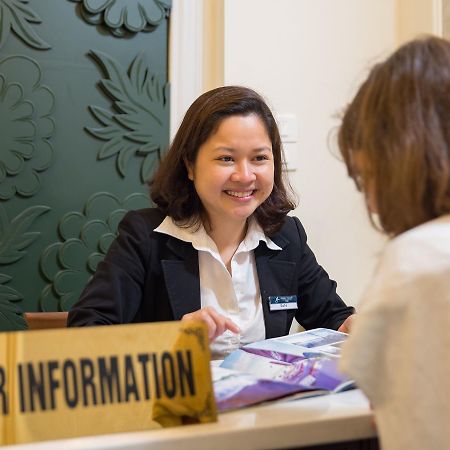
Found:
[181,306,240,341]
[338,314,355,333]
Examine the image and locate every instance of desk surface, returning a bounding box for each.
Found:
[5,390,375,450]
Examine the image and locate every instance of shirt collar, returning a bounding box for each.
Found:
[154,216,281,253]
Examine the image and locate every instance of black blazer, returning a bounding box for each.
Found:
[68,209,354,338]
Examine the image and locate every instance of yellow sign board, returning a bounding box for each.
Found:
[0,321,216,445]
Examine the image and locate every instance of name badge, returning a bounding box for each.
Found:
[268,295,298,311]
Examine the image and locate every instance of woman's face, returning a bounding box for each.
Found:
[186,114,274,230]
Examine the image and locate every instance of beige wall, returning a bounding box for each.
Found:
[397,0,440,43]
[442,0,450,38]
[203,0,224,90]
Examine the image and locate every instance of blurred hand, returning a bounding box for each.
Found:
[338,314,355,333]
[181,306,240,341]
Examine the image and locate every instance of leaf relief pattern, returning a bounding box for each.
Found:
[0,204,50,264]
[88,50,169,183]
[69,0,171,37]
[0,0,50,50]
[0,274,27,330]
[0,55,55,200]
[39,192,149,312]
[0,204,49,330]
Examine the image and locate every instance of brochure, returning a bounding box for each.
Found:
[213,328,354,412]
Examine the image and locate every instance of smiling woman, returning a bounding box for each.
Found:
[68,86,354,359]
[186,114,274,235]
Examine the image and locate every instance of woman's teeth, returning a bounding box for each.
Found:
[226,190,253,198]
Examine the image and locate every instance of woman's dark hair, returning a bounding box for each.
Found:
[338,36,450,236]
[150,85,296,235]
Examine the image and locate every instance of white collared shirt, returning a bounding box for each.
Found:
[155,216,281,359]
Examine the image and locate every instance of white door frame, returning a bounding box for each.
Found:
[433,0,443,35]
[169,0,205,139]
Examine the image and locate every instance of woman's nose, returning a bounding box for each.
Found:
[230,161,256,183]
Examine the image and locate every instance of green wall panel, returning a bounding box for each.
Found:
[0,0,171,330]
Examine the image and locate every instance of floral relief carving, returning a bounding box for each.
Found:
[0,204,50,330]
[70,0,171,37]
[0,204,50,264]
[0,273,26,330]
[88,50,169,183]
[0,0,50,50]
[0,55,55,200]
[39,191,149,312]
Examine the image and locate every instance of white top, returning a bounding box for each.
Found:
[340,214,450,450]
[155,216,281,359]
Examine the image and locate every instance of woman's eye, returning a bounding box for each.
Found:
[255,155,269,161]
[218,156,233,162]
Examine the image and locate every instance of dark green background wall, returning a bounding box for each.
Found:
[0,0,171,330]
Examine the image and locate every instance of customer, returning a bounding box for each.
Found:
[339,37,450,450]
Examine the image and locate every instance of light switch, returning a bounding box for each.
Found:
[283,141,298,172]
[276,113,298,143]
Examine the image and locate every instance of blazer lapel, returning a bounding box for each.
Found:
[160,231,297,336]
[161,237,201,320]
[255,235,297,339]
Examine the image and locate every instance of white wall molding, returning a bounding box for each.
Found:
[169,0,204,139]
[433,0,443,35]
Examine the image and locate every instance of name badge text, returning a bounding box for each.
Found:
[268,295,298,311]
